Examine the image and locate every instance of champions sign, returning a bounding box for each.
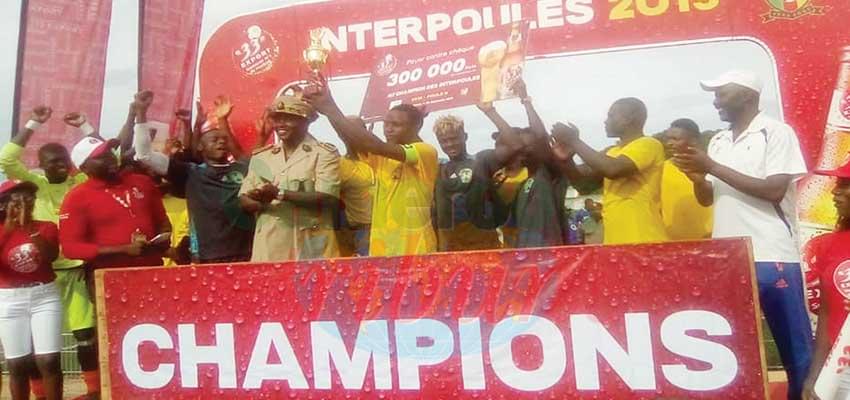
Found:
[96,239,768,398]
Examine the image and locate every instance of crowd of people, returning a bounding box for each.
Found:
[0,68,847,400]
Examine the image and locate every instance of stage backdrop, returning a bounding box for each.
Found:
[16,0,113,166]
[196,0,850,233]
[96,239,767,399]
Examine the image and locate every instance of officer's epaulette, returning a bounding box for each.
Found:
[252,144,276,155]
[316,142,338,153]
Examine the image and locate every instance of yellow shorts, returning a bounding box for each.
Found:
[54,268,96,332]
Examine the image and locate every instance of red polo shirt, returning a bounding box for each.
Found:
[59,171,168,270]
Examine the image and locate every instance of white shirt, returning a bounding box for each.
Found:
[707,112,808,263]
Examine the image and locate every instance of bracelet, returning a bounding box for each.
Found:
[25,120,42,130]
[80,122,96,136]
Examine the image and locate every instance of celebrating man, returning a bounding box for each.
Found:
[475,79,564,248]
[305,77,438,257]
[674,70,811,400]
[433,115,501,251]
[239,93,341,261]
[551,97,668,245]
[132,92,255,263]
[0,106,101,398]
[59,136,171,273]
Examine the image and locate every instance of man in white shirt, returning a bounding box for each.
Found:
[674,70,812,400]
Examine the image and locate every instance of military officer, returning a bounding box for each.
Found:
[239,94,341,261]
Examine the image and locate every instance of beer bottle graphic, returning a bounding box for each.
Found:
[499,22,525,98]
[798,46,850,230]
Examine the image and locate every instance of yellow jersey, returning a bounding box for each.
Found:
[602,137,668,244]
[364,142,438,256]
[661,160,713,240]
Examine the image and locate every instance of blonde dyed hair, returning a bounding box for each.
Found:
[433,115,464,137]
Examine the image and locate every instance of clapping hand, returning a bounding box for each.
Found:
[551,122,580,146]
[672,146,714,180]
[247,179,279,204]
[3,197,29,232]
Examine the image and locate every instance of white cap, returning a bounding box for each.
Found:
[700,70,763,94]
[70,136,116,168]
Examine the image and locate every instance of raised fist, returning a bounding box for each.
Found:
[133,90,155,111]
[30,106,53,123]
[63,112,87,128]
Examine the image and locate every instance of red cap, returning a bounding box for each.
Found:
[815,155,850,179]
[0,180,38,196]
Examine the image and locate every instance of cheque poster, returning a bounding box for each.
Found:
[97,239,767,399]
[359,21,530,121]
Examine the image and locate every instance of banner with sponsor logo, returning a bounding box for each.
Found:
[197,0,849,233]
[96,239,767,398]
[16,0,112,166]
[360,21,530,121]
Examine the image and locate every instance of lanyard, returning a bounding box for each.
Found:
[105,188,135,218]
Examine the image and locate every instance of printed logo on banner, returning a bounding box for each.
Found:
[233,25,280,76]
[761,0,829,22]
[376,54,398,76]
[832,260,850,299]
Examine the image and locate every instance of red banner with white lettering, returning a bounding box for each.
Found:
[139,0,204,135]
[16,0,112,166]
[96,239,767,398]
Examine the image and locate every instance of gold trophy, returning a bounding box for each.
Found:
[303,27,330,74]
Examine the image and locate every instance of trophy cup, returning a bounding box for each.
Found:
[303,27,330,75]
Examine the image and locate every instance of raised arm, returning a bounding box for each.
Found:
[513,79,547,138]
[253,109,273,151]
[114,103,136,152]
[11,106,52,147]
[551,122,637,180]
[477,103,524,172]
[190,99,207,161]
[1,107,52,181]
[210,95,245,159]
[132,91,171,176]
[304,76,407,162]
[175,108,192,151]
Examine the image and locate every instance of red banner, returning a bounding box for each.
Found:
[198,0,848,164]
[360,21,530,121]
[139,0,204,135]
[96,239,767,398]
[16,0,112,166]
